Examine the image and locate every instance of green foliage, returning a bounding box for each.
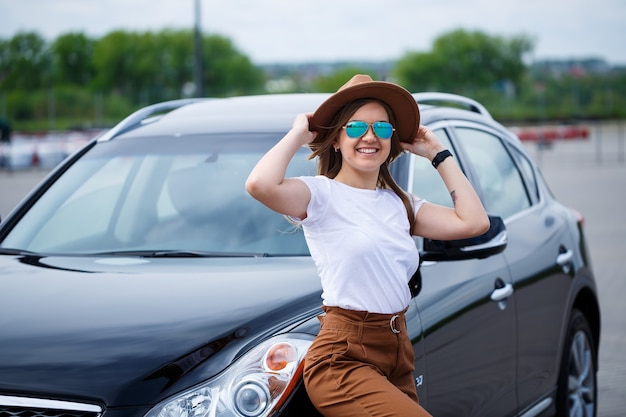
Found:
[91,30,194,103]
[310,66,378,92]
[0,27,624,131]
[0,29,265,129]
[90,29,263,103]
[395,29,533,94]
[0,32,51,90]
[4,87,135,130]
[512,70,626,121]
[52,33,96,86]
[201,35,264,96]
[392,29,626,122]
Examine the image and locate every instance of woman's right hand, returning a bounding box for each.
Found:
[292,112,317,146]
[245,113,314,219]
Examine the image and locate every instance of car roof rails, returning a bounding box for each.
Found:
[413,92,493,120]
[96,98,209,142]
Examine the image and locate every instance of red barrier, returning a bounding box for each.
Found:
[509,125,589,142]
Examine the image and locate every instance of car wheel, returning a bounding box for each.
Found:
[556,308,597,417]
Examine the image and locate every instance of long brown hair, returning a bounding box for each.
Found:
[308,99,416,234]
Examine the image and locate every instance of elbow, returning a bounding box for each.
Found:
[245,176,278,204]
[245,176,263,200]
[473,214,491,237]
[459,213,490,238]
[244,177,254,195]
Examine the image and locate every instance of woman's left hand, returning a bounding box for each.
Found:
[400,125,445,162]
[402,126,490,241]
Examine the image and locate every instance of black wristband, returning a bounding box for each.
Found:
[431,149,453,169]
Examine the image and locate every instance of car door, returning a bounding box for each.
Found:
[406,124,518,417]
[455,125,579,411]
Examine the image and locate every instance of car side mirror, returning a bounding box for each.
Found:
[420,215,507,262]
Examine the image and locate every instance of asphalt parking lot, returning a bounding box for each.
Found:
[0,122,624,416]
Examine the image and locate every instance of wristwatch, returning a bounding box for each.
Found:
[431,149,453,169]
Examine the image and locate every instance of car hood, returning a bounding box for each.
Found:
[0,254,322,407]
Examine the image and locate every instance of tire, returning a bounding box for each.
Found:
[556,309,597,417]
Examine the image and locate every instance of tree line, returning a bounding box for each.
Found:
[1,29,624,131]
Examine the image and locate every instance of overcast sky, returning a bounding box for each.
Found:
[1,0,624,65]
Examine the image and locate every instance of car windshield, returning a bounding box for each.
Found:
[1,133,317,256]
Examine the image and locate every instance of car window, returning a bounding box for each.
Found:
[512,148,539,202]
[409,128,456,207]
[1,134,316,255]
[455,127,530,218]
[17,157,136,251]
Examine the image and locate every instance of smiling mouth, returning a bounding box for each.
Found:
[357,148,378,154]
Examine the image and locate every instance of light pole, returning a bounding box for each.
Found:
[194,0,204,97]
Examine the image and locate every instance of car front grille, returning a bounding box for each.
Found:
[0,406,96,417]
[0,396,102,417]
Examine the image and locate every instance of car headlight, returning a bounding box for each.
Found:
[144,334,313,417]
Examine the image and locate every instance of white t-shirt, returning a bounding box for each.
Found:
[295,176,424,314]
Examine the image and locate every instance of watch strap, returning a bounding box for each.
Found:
[431,149,453,169]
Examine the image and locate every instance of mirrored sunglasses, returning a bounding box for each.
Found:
[343,121,395,140]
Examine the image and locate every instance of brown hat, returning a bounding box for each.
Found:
[310,74,420,144]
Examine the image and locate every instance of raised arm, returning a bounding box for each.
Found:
[245,113,314,220]
[401,125,490,240]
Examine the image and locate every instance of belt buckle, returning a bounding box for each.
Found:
[390,314,401,334]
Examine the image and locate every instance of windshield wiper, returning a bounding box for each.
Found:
[91,250,268,258]
[0,247,41,256]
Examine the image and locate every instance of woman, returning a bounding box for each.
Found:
[246,74,489,417]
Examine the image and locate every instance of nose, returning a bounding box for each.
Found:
[361,125,377,141]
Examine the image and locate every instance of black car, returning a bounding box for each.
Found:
[0,92,600,417]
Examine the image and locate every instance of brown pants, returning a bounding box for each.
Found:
[303,306,432,417]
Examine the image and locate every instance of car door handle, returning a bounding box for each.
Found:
[491,283,514,302]
[557,248,574,274]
